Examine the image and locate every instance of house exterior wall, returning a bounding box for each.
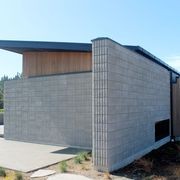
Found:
[173,77,180,139]
[92,38,170,172]
[23,52,92,78]
[4,72,92,148]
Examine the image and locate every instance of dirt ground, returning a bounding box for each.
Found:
[0,142,180,180]
[113,142,180,180]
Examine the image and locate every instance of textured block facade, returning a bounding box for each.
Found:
[92,38,170,171]
[4,72,92,148]
[173,77,180,139]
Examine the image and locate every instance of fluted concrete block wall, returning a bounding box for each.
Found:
[92,38,170,171]
[4,73,92,148]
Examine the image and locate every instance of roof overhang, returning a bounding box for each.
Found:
[0,39,179,76]
[0,40,92,54]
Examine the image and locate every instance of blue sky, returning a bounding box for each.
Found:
[0,0,179,77]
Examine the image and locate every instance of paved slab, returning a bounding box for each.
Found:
[47,174,92,180]
[0,125,4,137]
[31,169,56,178]
[0,138,86,172]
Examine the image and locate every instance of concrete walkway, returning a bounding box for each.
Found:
[0,125,4,137]
[0,138,86,172]
[48,174,92,180]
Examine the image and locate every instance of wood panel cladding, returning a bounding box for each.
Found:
[173,78,180,137]
[23,51,92,77]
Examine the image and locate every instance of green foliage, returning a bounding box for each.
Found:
[74,151,89,164]
[0,72,22,109]
[59,161,67,173]
[79,152,89,161]
[15,171,23,180]
[0,167,6,177]
[13,73,23,80]
[74,155,82,164]
[0,109,3,113]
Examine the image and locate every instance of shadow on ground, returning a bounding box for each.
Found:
[51,147,88,155]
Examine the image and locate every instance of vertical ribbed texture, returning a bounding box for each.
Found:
[92,39,108,170]
[92,37,170,172]
[173,78,180,137]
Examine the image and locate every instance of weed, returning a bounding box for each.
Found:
[59,161,67,173]
[79,152,89,161]
[15,172,23,180]
[74,156,82,164]
[74,151,89,164]
[0,167,6,177]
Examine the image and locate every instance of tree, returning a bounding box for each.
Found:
[13,72,22,80]
[0,73,22,109]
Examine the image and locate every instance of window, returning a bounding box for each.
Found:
[155,119,170,141]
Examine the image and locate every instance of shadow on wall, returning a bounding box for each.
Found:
[0,113,3,125]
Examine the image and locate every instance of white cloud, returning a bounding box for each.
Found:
[165,56,180,71]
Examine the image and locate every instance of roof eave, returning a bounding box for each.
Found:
[0,40,92,54]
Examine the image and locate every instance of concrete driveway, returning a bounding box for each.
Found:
[0,138,87,172]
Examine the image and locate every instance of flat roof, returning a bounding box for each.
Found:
[0,40,92,54]
[0,39,179,75]
[124,45,180,76]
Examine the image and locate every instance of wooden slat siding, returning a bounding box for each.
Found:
[173,78,180,137]
[23,51,92,78]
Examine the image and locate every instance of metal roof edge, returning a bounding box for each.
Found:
[124,45,180,76]
[0,40,92,54]
[92,37,179,75]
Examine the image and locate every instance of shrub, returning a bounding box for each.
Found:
[15,172,23,180]
[0,167,6,177]
[74,151,89,164]
[59,161,67,173]
[74,156,82,164]
[74,151,90,164]
[79,152,89,161]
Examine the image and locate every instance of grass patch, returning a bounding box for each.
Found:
[0,167,6,177]
[59,161,67,173]
[0,109,3,113]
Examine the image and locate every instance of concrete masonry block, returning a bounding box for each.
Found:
[5,73,92,149]
[92,37,170,172]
